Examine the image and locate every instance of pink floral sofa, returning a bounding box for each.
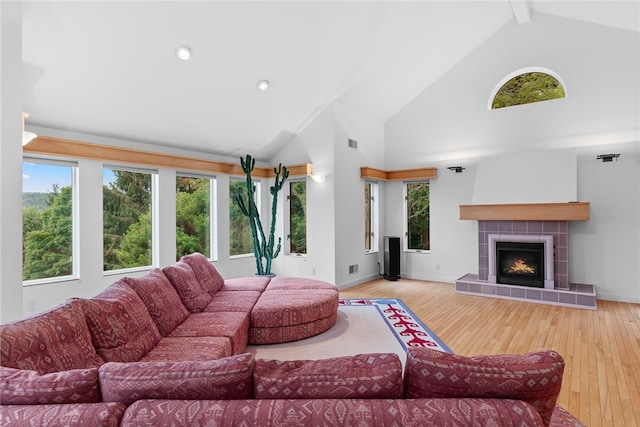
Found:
[0,253,584,426]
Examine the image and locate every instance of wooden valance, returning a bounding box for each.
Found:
[360,166,437,181]
[23,136,311,178]
[459,202,590,221]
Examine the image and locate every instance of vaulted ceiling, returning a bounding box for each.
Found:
[21,1,640,161]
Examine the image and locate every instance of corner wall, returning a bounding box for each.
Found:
[0,2,24,322]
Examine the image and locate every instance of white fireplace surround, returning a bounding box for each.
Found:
[488,234,555,290]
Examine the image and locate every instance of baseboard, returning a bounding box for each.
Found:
[336,273,381,290]
[399,273,456,284]
[595,292,640,304]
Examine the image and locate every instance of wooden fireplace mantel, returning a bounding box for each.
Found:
[459,202,590,221]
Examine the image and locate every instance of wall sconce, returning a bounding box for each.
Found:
[447,166,465,173]
[22,112,38,146]
[310,174,326,183]
[596,154,620,162]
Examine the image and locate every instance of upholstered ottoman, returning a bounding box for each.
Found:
[249,278,339,344]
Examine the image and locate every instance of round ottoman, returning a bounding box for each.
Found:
[249,277,339,344]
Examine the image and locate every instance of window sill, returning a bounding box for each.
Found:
[23,275,79,287]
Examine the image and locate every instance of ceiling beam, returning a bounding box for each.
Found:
[510,0,531,24]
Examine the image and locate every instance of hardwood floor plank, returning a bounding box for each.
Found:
[339,278,640,427]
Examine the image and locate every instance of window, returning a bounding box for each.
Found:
[287,180,307,254]
[405,181,430,251]
[22,159,77,282]
[364,181,379,253]
[103,167,155,271]
[229,179,261,256]
[490,69,566,109]
[176,174,215,260]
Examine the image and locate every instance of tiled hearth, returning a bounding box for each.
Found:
[456,219,597,310]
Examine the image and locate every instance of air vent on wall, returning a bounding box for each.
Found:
[348,139,358,149]
[348,264,358,274]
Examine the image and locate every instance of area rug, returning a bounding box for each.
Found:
[246,298,450,366]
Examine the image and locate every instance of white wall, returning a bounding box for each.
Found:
[385,13,639,167]
[271,106,335,283]
[332,103,386,287]
[0,2,25,322]
[272,102,387,288]
[571,141,640,302]
[472,148,577,204]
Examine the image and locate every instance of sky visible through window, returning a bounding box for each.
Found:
[23,163,72,192]
[22,164,117,192]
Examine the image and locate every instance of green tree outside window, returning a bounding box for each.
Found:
[289,180,307,254]
[406,182,430,251]
[103,168,153,271]
[176,176,211,260]
[492,72,565,109]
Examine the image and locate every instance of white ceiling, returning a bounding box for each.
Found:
[21,1,640,161]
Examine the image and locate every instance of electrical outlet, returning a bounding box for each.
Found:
[27,301,37,313]
[311,268,316,276]
[436,263,441,270]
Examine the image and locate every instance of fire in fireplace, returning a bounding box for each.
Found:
[496,241,545,288]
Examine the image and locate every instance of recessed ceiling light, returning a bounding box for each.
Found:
[256,79,270,91]
[175,46,191,61]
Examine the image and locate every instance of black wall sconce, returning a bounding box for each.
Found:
[596,153,620,162]
[447,166,465,173]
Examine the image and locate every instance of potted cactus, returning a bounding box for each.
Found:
[234,154,289,276]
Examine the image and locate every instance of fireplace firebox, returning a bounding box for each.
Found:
[496,241,545,288]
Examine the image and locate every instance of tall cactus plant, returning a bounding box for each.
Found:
[234,154,289,276]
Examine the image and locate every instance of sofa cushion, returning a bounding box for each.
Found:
[1,402,126,427]
[0,366,100,404]
[404,348,564,427]
[123,268,190,336]
[168,311,250,355]
[265,276,338,291]
[0,299,103,374]
[181,252,224,294]
[139,336,232,362]
[82,281,161,363]
[99,353,255,405]
[221,276,271,292]
[254,353,403,399]
[205,290,262,313]
[162,261,212,312]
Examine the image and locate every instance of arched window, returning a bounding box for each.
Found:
[489,68,566,109]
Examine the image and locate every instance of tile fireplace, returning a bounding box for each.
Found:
[456,203,596,309]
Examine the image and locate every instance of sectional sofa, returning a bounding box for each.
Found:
[1,253,584,426]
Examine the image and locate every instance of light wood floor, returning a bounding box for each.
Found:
[339,278,640,427]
